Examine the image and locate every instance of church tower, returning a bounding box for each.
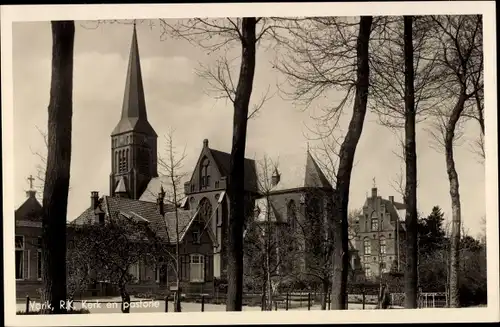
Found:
[109,24,158,199]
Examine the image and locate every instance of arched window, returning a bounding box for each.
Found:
[364,237,371,255]
[198,198,212,225]
[380,236,386,255]
[287,200,297,230]
[200,158,211,189]
[125,149,129,171]
[115,151,118,172]
[370,212,379,231]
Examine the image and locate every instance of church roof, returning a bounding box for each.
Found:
[256,150,333,193]
[72,196,211,244]
[111,25,156,137]
[15,191,42,221]
[209,148,259,193]
[139,176,186,205]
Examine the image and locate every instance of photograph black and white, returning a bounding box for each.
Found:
[1,2,498,325]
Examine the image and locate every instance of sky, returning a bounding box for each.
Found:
[12,20,486,236]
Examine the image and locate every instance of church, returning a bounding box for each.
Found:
[15,25,365,298]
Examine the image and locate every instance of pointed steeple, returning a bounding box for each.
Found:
[304,151,333,189]
[111,24,156,137]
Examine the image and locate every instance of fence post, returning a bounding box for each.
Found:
[285,293,289,311]
[308,293,311,310]
[362,290,366,310]
[26,295,30,313]
[274,300,278,311]
[328,292,331,310]
[201,295,205,312]
[164,296,168,312]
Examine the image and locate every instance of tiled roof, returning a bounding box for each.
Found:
[163,209,198,243]
[210,149,259,193]
[71,195,213,245]
[15,193,43,221]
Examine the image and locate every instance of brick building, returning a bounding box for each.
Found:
[354,187,406,279]
[14,183,43,298]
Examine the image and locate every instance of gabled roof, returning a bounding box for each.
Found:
[188,140,258,193]
[115,176,128,193]
[15,191,42,221]
[72,195,217,245]
[111,25,156,137]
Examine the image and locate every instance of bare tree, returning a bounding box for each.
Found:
[275,16,374,310]
[160,17,278,311]
[156,129,188,312]
[427,15,483,308]
[40,21,75,314]
[244,155,296,310]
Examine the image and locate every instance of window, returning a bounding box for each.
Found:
[365,265,372,278]
[380,236,387,255]
[37,250,42,280]
[15,236,25,280]
[371,218,378,231]
[287,200,297,230]
[373,256,377,262]
[191,184,195,192]
[192,230,201,244]
[215,181,219,188]
[198,198,212,224]
[190,254,205,283]
[37,237,42,280]
[363,238,371,255]
[200,158,211,189]
[380,261,388,273]
[128,262,140,282]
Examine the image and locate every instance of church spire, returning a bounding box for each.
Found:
[111,24,156,136]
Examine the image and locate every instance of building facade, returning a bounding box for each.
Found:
[14,186,43,298]
[354,187,406,279]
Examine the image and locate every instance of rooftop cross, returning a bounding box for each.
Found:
[27,175,35,190]
[372,177,376,188]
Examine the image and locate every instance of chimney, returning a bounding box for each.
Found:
[371,187,377,198]
[91,191,99,210]
[203,139,209,148]
[389,196,394,203]
[157,185,165,215]
[271,168,280,187]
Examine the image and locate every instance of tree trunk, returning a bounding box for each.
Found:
[403,15,418,309]
[41,20,75,314]
[446,93,468,308]
[321,279,329,310]
[120,285,130,313]
[330,16,372,310]
[226,18,257,312]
